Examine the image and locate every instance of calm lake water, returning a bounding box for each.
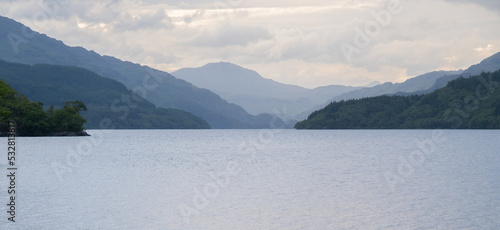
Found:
[0,130,499,229]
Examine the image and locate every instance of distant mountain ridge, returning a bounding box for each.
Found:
[331,70,464,102]
[173,62,361,117]
[294,70,466,119]
[0,15,285,129]
[330,52,500,102]
[422,52,500,93]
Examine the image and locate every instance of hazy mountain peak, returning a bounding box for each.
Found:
[173,62,304,97]
[364,81,382,87]
[173,62,361,117]
[205,61,241,68]
[188,61,263,81]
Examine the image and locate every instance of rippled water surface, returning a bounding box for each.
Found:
[1,130,499,229]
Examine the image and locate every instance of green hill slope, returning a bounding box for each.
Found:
[0,61,210,129]
[295,70,500,129]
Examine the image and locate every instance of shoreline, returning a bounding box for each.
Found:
[0,131,91,137]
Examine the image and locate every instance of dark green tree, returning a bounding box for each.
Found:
[52,101,88,133]
[1,80,88,136]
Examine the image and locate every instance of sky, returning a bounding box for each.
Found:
[1,0,500,88]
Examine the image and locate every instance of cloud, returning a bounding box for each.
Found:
[114,10,174,31]
[443,0,500,12]
[1,0,500,88]
[187,24,272,47]
[332,0,500,76]
[475,44,495,55]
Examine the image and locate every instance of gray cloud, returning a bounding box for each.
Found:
[114,10,174,31]
[443,0,500,12]
[1,0,499,88]
[187,24,272,47]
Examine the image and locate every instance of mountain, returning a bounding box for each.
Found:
[423,52,500,93]
[0,15,284,129]
[330,52,500,103]
[0,60,210,129]
[364,81,382,87]
[330,70,464,102]
[299,53,500,127]
[172,62,360,117]
[293,70,463,120]
[295,70,500,129]
[462,52,500,77]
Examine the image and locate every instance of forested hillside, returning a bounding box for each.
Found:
[295,70,500,129]
[0,61,210,129]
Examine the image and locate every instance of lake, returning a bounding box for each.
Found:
[1,130,499,229]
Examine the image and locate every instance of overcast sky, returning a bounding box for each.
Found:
[1,0,500,88]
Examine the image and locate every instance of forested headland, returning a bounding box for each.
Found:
[295,70,500,129]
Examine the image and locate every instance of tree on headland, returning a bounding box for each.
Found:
[52,100,88,133]
[0,80,88,136]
